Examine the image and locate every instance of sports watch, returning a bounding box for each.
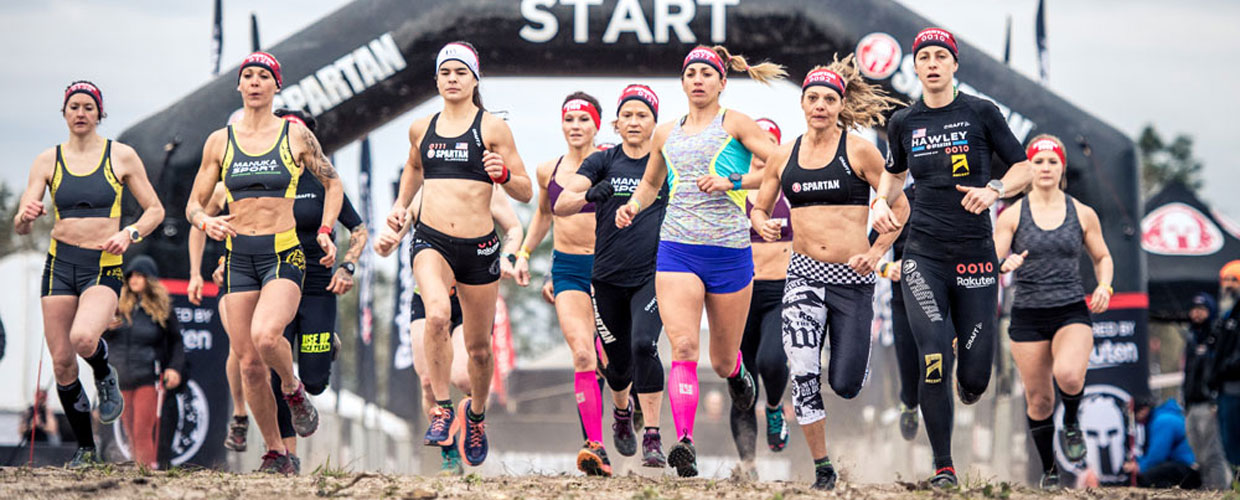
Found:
[729,172,743,190]
[125,226,142,243]
[340,261,356,275]
[503,252,517,265]
[986,179,1005,198]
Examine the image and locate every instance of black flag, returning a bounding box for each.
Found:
[356,137,378,402]
[1036,0,1049,83]
[250,12,261,52]
[1003,15,1012,66]
[209,0,222,75]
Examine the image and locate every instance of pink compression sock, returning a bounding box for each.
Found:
[574,371,603,443]
[669,360,699,441]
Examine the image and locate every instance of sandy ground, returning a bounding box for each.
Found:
[0,464,1233,500]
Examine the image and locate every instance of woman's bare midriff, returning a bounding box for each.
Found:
[50,217,120,249]
[417,179,496,237]
[752,241,791,280]
[552,212,595,255]
[230,197,296,235]
[790,205,871,264]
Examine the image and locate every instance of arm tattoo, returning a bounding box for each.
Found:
[188,207,204,225]
[345,224,368,264]
[300,127,339,181]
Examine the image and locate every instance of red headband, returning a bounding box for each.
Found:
[683,46,726,76]
[562,99,600,130]
[239,51,282,88]
[281,114,307,129]
[913,28,959,60]
[64,82,103,114]
[755,118,781,144]
[617,84,660,119]
[1026,138,1066,166]
[802,68,846,97]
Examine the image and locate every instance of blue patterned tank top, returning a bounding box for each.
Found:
[660,109,753,248]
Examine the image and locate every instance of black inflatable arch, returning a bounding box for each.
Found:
[119,0,1143,305]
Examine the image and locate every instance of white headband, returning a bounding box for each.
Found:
[436,43,480,78]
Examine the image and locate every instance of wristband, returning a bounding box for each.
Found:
[492,165,511,184]
[870,195,888,209]
[628,199,642,212]
[516,249,531,260]
[218,256,226,266]
[198,218,208,232]
[318,225,332,236]
[1101,284,1114,296]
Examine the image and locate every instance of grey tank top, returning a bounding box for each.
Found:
[1011,193,1086,309]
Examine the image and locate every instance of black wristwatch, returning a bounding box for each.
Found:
[729,172,743,190]
[504,253,517,265]
[340,261,356,275]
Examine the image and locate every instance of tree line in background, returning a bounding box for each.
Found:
[1139,124,1204,200]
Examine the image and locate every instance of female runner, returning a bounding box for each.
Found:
[186,52,344,474]
[993,135,1113,489]
[750,57,905,489]
[556,85,669,472]
[872,28,1034,487]
[616,45,784,477]
[14,81,165,467]
[387,41,532,468]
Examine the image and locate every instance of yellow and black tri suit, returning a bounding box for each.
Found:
[41,140,126,297]
[219,120,306,294]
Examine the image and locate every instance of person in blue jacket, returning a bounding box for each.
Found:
[1123,398,1202,489]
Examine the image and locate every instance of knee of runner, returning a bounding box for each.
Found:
[423,312,452,338]
[451,372,471,393]
[303,380,328,396]
[959,375,990,402]
[465,341,493,364]
[238,356,268,381]
[52,356,79,380]
[570,347,596,372]
[68,332,98,357]
[670,342,697,362]
[830,377,863,400]
[711,357,736,378]
[1052,365,1085,393]
[1026,392,1054,419]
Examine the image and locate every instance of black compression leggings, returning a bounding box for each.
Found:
[899,249,998,467]
[592,279,664,394]
[891,291,920,409]
[274,294,338,439]
[730,279,790,461]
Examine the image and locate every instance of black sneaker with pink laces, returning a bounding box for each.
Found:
[283,381,319,437]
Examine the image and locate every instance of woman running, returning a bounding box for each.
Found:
[872,28,1034,487]
[186,52,344,475]
[556,84,669,472]
[750,58,905,489]
[518,91,626,476]
[993,135,1113,489]
[375,185,524,475]
[387,41,532,468]
[105,255,184,469]
[14,81,165,467]
[730,117,792,480]
[616,46,784,477]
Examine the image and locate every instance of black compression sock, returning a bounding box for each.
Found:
[437,399,453,411]
[467,408,485,423]
[1059,388,1083,427]
[84,339,110,379]
[615,404,632,416]
[644,427,660,435]
[1028,415,1057,473]
[814,456,833,470]
[933,456,954,471]
[57,380,95,449]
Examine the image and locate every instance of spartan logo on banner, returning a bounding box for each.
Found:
[1141,202,1224,255]
[1053,384,1145,484]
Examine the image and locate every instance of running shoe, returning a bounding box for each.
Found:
[766,405,788,452]
[95,365,124,424]
[424,404,459,446]
[612,400,637,457]
[732,461,758,481]
[66,447,100,469]
[956,381,981,405]
[929,466,958,488]
[1038,470,1061,490]
[899,403,919,442]
[256,450,297,475]
[667,437,698,478]
[727,366,757,412]
[641,429,666,468]
[439,446,464,476]
[283,381,319,437]
[1060,424,1086,462]
[289,454,302,475]
[459,397,488,466]
[577,441,613,477]
[224,415,249,452]
[812,464,838,490]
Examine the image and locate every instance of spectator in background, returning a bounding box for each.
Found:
[1213,260,1240,483]
[104,255,184,469]
[1123,397,1201,489]
[18,389,59,444]
[1182,292,1229,489]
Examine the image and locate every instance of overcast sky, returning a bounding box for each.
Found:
[2,0,1237,220]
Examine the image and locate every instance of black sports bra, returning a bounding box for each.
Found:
[780,133,870,208]
[419,110,491,184]
[221,120,300,202]
[51,140,123,219]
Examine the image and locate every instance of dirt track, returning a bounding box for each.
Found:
[0,465,1232,500]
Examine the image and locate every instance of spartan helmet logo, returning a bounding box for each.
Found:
[1054,384,1144,484]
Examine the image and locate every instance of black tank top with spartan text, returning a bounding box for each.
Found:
[419,110,491,184]
[781,133,869,208]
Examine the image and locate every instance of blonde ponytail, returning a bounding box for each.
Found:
[712,46,787,84]
[813,53,905,130]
